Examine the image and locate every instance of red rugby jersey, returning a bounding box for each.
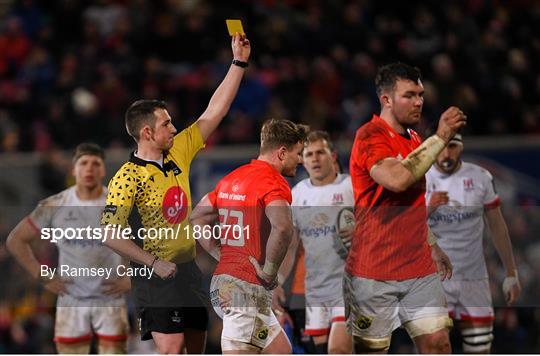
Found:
[347,115,436,280]
[210,159,292,285]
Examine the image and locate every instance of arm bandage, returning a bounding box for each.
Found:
[263,261,279,277]
[427,228,437,246]
[401,135,446,180]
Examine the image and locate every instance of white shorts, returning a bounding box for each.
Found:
[54,295,128,344]
[210,274,283,350]
[442,279,494,323]
[343,272,449,338]
[305,297,346,336]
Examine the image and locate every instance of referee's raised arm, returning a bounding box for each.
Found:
[196,33,251,141]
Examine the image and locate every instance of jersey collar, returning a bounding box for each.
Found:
[372,114,412,140]
[129,151,182,176]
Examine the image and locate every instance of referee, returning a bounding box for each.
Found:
[101,33,251,354]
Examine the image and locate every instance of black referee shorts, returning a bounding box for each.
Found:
[131,260,209,340]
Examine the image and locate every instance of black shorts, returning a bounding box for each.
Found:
[131,260,209,340]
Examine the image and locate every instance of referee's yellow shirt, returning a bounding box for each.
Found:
[101,123,204,263]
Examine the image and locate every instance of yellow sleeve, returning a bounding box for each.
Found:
[169,123,205,165]
[101,165,137,227]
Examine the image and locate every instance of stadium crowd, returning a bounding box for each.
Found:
[0,0,539,153]
[1,0,540,353]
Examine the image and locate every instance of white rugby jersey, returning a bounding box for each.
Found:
[292,174,354,302]
[28,186,123,300]
[426,162,500,280]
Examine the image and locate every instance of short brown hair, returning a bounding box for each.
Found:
[375,62,422,96]
[260,119,309,153]
[305,130,335,152]
[73,142,105,163]
[125,99,168,141]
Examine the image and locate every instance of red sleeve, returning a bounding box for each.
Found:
[262,178,292,206]
[360,133,394,172]
[208,190,217,206]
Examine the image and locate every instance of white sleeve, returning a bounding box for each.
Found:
[28,194,61,229]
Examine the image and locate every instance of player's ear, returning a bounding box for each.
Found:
[277,146,287,161]
[140,125,151,141]
[381,93,391,108]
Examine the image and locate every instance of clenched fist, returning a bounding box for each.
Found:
[436,106,467,142]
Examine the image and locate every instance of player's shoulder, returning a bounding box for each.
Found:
[461,162,494,182]
[336,173,351,185]
[355,119,386,140]
[292,178,310,191]
[291,178,311,200]
[37,186,75,208]
[112,161,143,181]
[115,160,140,174]
[426,165,439,179]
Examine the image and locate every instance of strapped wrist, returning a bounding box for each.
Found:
[506,269,518,278]
[262,261,279,277]
[232,59,248,68]
[427,228,437,246]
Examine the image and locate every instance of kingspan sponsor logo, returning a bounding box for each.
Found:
[300,225,337,238]
[429,210,479,225]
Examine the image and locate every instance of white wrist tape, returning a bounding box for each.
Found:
[503,271,519,294]
[262,261,279,277]
[427,228,437,246]
[402,135,446,180]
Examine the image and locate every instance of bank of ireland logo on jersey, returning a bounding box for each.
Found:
[162,186,188,224]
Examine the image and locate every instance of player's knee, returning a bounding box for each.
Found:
[429,331,451,353]
[157,343,183,354]
[405,315,453,339]
[98,339,127,354]
[406,315,452,353]
[56,341,91,354]
[352,334,390,353]
[461,326,493,354]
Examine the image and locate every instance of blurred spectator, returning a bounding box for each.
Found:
[37,145,69,196]
[0,0,538,153]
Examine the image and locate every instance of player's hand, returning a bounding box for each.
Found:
[436,106,467,142]
[153,259,177,280]
[232,33,250,62]
[102,276,131,297]
[502,275,521,305]
[43,276,72,295]
[431,243,453,281]
[428,191,449,215]
[249,256,278,290]
[338,227,353,250]
[272,285,294,327]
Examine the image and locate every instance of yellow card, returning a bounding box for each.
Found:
[226,19,245,36]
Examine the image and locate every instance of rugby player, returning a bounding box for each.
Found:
[346,62,466,353]
[190,119,308,353]
[7,143,130,354]
[426,133,521,353]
